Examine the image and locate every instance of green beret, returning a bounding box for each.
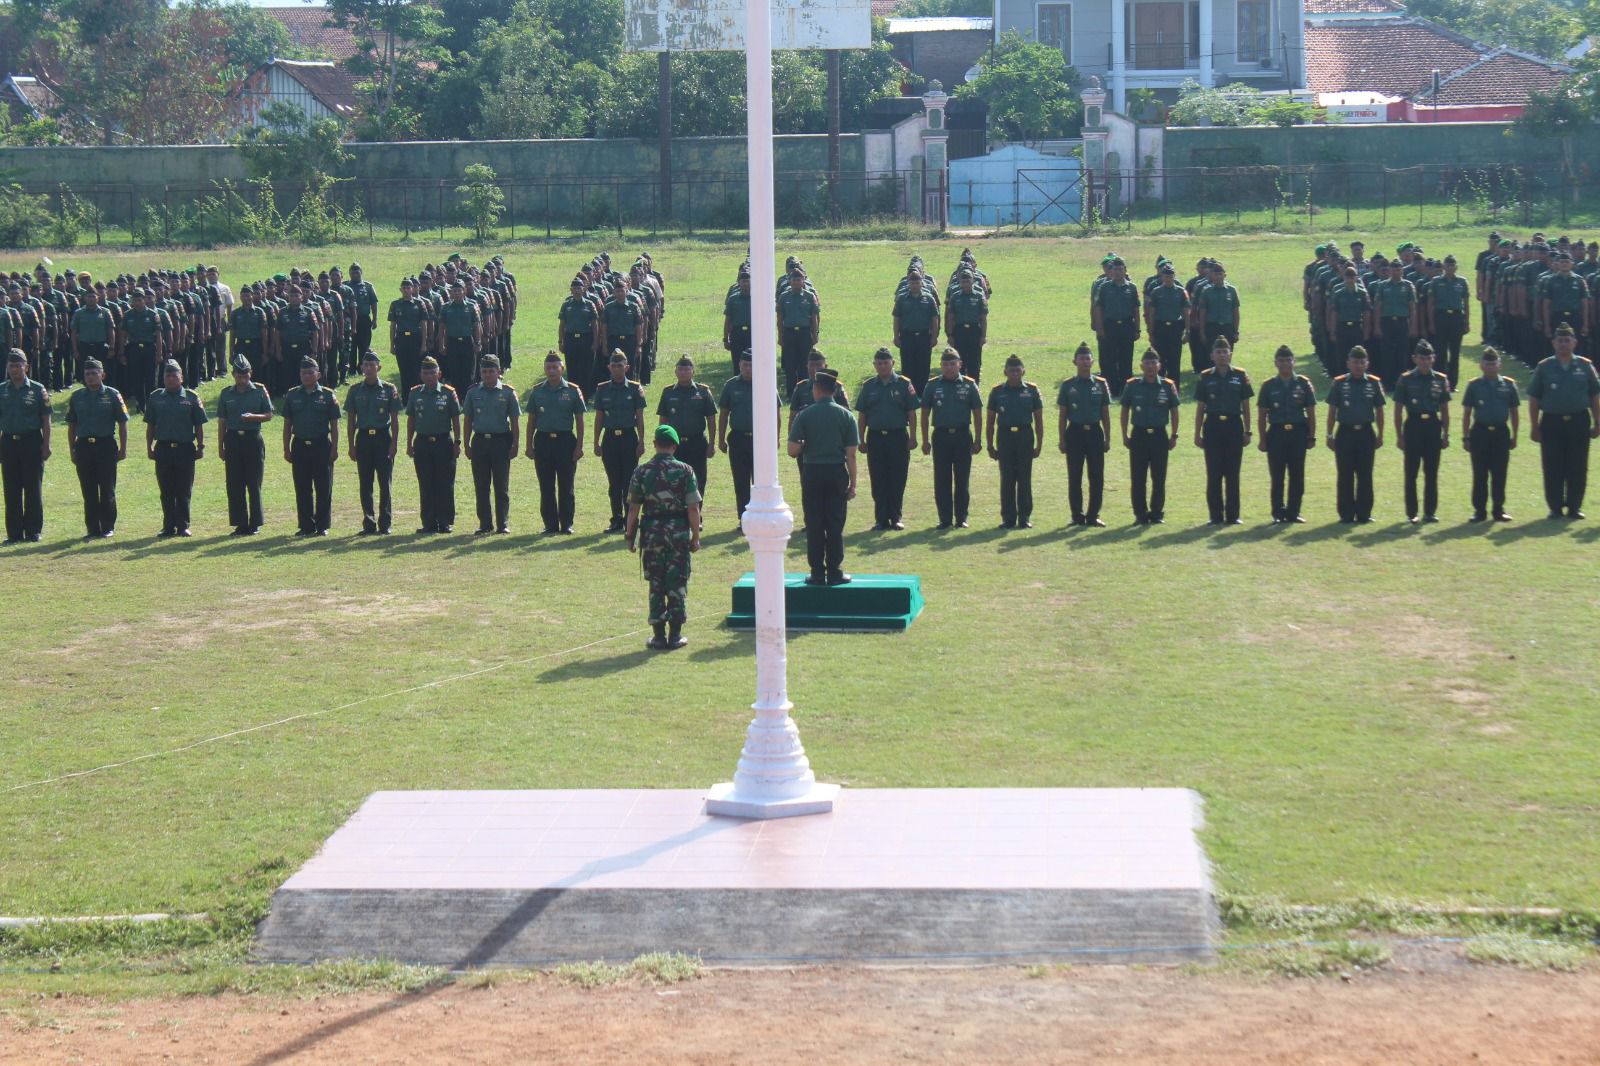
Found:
[655,425,680,446]
[272,273,288,283]
[1397,242,1414,253]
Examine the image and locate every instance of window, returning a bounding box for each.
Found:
[1238,0,1270,63]
[1037,3,1072,57]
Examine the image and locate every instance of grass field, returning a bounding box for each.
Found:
[5,230,1600,984]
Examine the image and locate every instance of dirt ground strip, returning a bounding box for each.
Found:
[5,953,1599,1065]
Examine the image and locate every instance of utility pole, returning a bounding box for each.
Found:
[659,50,673,217]
[827,49,842,227]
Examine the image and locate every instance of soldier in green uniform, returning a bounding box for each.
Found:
[946,268,988,384]
[347,263,378,374]
[1393,341,1453,523]
[985,355,1043,529]
[70,287,114,388]
[1194,337,1254,525]
[1460,348,1520,522]
[920,347,983,529]
[603,276,645,387]
[788,369,859,585]
[439,281,483,392]
[856,346,919,531]
[406,356,461,534]
[1194,263,1240,375]
[523,351,586,535]
[560,276,603,394]
[716,349,771,523]
[216,355,273,535]
[281,356,340,536]
[65,358,126,539]
[1144,264,1191,388]
[657,356,717,517]
[1120,349,1180,525]
[594,350,647,532]
[1325,265,1372,376]
[144,359,206,537]
[0,349,50,543]
[1325,346,1387,523]
[1057,342,1112,527]
[388,277,429,397]
[722,269,753,372]
[1538,251,1590,358]
[343,350,404,535]
[275,286,322,399]
[462,353,520,535]
[789,349,850,495]
[1093,257,1141,396]
[1371,260,1418,390]
[229,285,268,386]
[777,270,821,390]
[1256,346,1317,524]
[892,269,941,396]
[626,424,702,650]
[1527,324,1600,519]
[119,289,163,414]
[1427,255,1471,386]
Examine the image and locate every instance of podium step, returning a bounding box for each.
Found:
[726,573,924,632]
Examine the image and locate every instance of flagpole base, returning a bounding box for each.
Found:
[705,781,840,820]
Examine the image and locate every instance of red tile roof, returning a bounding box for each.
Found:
[1304,0,1406,14]
[871,0,905,16]
[259,6,362,63]
[1305,18,1486,97]
[1416,49,1571,106]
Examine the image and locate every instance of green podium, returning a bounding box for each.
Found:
[726,573,924,632]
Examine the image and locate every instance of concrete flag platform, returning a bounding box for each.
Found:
[253,788,1218,967]
[725,572,925,632]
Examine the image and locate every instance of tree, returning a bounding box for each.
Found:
[1404,0,1581,61]
[1168,81,1322,127]
[236,102,352,188]
[1517,79,1592,201]
[323,0,446,115]
[955,30,1081,143]
[893,0,992,16]
[456,162,506,239]
[214,2,309,74]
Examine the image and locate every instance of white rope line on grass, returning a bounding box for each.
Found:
[5,627,649,794]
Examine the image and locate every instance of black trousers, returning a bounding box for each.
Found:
[186,338,205,385]
[1200,323,1237,372]
[899,329,934,395]
[1333,323,1366,374]
[677,434,709,506]
[1539,412,1591,514]
[1150,320,1185,388]
[1063,422,1105,521]
[726,324,752,372]
[1402,416,1443,519]
[470,431,513,531]
[1378,317,1411,389]
[125,342,157,411]
[413,433,456,531]
[1127,426,1169,522]
[1469,421,1511,516]
[353,319,373,364]
[726,429,754,518]
[233,338,261,381]
[394,333,423,397]
[602,428,640,522]
[533,430,578,531]
[209,323,225,378]
[445,337,475,392]
[800,462,848,576]
[1099,319,1138,395]
[355,428,395,532]
[153,439,196,533]
[931,427,973,524]
[865,428,910,525]
[1265,423,1309,520]
[1187,328,1207,377]
[1202,415,1244,522]
[73,435,118,535]
[1434,310,1466,385]
[780,326,812,390]
[950,322,983,383]
[280,341,309,396]
[291,436,333,533]
[0,430,44,539]
[996,427,1035,525]
[1334,422,1377,521]
[563,332,594,395]
[224,431,264,529]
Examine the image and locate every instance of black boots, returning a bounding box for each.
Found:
[648,622,688,651]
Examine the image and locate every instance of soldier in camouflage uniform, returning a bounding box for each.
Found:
[625,424,702,650]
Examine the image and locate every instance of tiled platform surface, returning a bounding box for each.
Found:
[254,788,1217,966]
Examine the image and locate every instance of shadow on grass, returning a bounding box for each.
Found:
[1138,523,1214,549]
[1486,516,1584,542]
[538,645,658,681]
[1067,521,1146,548]
[689,632,755,662]
[1421,519,1498,542]
[848,526,946,555]
[1280,521,1352,545]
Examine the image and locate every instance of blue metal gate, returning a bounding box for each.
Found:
[948,144,1082,228]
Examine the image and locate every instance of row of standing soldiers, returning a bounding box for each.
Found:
[376,254,517,395]
[1089,253,1242,394]
[554,252,665,394]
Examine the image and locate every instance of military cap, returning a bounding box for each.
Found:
[570,276,584,287]
[807,349,827,364]
[655,425,680,445]
[737,348,752,363]
[1140,349,1161,362]
[675,355,694,368]
[1074,342,1092,356]
[957,268,974,278]
[814,369,839,386]
[1555,251,1573,262]
[272,273,288,283]
[1480,347,1502,361]
[1555,323,1576,338]
[1274,345,1295,360]
[5,284,18,293]
[1314,244,1327,255]
[1397,242,1414,253]
[939,347,961,363]
[609,351,630,365]
[420,356,440,370]
[349,262,362,272]
[162,359,182,375]
[1498,240,1513,248]
[1211,335,1232,351]
[1443,254,1457,264]
[5,349,24,364]
[300,356,319,370]
[737,268,751,280]
[1159,263,1175,275]
[479,353,501,369]
[82,358,103,372]
[544,350,564,363]
[1003,354,1024,369]
[1413,339,1434,354]
[360,349,380,365]
[1348,345,1370,360]
[873,346,893,360]
[231,356,252,373]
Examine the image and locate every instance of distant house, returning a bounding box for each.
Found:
[1,74,59,122]
[993,0,1307,111]
[236,59,361,128]
[257,6,363,63]
[885,17,993,89]
[1304,0,1571,119]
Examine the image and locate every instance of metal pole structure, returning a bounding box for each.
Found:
[705,0,837,821]
[827,49,842,227]
[659,51,674,219]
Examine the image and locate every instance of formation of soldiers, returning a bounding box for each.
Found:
[3,240,1600,644]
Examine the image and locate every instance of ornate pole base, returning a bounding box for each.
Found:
[706,699,839,819]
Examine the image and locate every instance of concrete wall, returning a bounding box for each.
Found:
[1162,122,1586,170]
